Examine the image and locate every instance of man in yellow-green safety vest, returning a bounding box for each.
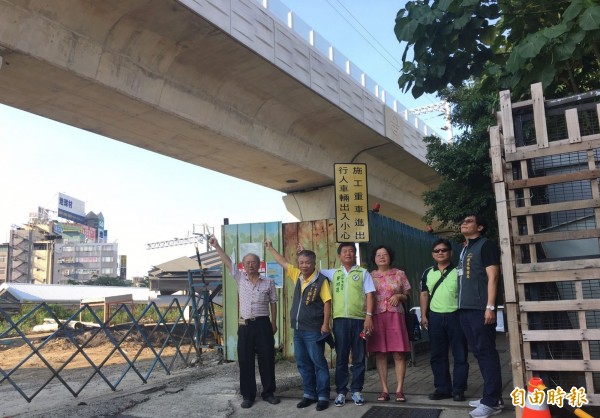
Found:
[319,242,375,408]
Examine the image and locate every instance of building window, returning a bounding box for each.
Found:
[76,269,98,274]
[101,257,113,262]
[101,268,114,275]
[0,256,6,263]
[77,256,98,263]
[0,268,5,275]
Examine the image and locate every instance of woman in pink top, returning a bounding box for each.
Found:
[368,245,411,403]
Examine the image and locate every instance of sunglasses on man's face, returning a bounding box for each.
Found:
[432,248,450,254]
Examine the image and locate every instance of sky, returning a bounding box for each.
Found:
[0,0,444,280]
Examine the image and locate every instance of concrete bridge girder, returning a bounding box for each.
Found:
[283,186,427,228]
[0,0,439,228]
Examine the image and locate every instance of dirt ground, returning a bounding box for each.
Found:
[1,329,193,366]
[0,328,221,415]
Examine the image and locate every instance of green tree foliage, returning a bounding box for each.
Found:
[422,84,499,239]
[394,0,499,99]
[88,276,130,286]
[395,0,600,99]
[394,0,600,239]
[68,276,130,286]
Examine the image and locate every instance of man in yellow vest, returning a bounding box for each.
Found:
[265,240,332,411]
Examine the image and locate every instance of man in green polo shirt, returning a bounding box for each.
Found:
[419,238,468,402]
[265,240,332,411]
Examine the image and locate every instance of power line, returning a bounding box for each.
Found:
[321,1,440,107]
[328,0,403,70]
[323,0,402,72]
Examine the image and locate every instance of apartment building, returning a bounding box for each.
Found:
[0,243,9,284]
[5,195,119,284]
[54,241,118,284]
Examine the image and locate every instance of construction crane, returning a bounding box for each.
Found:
[409,101,453,142]
[145,223,223,353]
[145,224,214,250]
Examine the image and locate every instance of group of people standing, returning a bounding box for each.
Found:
[419,214,504,418]
[208,212,504,418]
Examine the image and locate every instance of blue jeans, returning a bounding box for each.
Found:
[428,310,469,395]
[459,309,502,407]
[332,318,365,395]
[294,330,331,401]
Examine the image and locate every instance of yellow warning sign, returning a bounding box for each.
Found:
[334,163,369,242]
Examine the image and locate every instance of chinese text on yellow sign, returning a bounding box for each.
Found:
[334,163,369,242]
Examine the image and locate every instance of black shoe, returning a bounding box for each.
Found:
[453,392,465,402]
[316,400,329,411]
[428,392,452,400]
[264,395,281,405]
[241,399,254,408]
[297,398,316,408]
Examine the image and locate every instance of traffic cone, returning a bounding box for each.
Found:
[523,377,551,418]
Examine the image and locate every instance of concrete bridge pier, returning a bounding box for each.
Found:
[282,187,335,222]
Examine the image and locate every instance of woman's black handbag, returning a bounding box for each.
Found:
[403,301,421,341]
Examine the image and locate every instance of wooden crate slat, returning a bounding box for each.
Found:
[490,126,504,182]
[511,99,533,109]
[506,168,523,263]
[499,90,516,154]
[516,259,600,272]
[513,228,600,245]
[566,108,582,143]
[520,299,599,312]
[587,394,600,405]
[531,83,549,148]
[525,359,600,372]
[517,268,600,283]
[505,134,600,162]
[495,182,517,302]
[505,303,525,390]
[523,329,600,341]
[508,169,600,190]
[510,198,600,217]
